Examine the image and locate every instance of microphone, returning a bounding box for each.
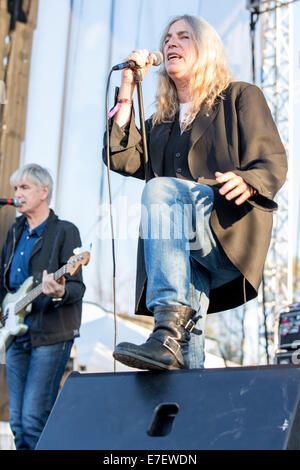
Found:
[0,198,22,207]
[112,50,163,71]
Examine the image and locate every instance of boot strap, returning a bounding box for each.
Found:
[184,317,202,335]
[163,336,183,366]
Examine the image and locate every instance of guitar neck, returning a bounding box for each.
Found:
[14,265,67,315]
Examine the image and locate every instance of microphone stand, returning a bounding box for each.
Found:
[105,66,149,373]
[134,69,148,167]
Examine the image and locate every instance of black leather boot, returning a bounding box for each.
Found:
[113,305,202,371]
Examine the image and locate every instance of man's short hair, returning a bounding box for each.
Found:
[10,163,54,204]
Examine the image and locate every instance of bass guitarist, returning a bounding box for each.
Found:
[0,163,86,450]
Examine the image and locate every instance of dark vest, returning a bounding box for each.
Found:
[163,118,193,180]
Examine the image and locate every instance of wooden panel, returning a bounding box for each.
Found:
[0,0,39,249]
[0,11,11,82]
[0,366,9,422]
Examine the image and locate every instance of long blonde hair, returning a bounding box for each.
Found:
[152,15,233,129]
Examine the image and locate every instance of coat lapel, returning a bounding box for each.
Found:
[189,102,221,153]
[28,210,57,269]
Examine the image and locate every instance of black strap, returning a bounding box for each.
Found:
[31,218,56,284]
[184,316,203,335]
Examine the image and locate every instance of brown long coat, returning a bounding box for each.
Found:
[103,81,287,316]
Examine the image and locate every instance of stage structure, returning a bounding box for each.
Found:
[247,0,294,362]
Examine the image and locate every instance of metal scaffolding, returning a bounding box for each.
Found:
[247,0,294,362]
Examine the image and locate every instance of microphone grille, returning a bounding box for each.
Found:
[14,198,22,208]
[151,50,163,66]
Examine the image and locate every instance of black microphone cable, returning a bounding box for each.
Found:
[105,68,118,372]
[105,53,162,371]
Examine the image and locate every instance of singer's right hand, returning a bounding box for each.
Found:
[121,49,153,86]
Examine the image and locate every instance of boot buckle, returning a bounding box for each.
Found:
[184,318,202,335]
[163,336,180,355]
[185,319,196,333]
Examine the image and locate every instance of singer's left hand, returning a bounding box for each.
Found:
[215,171,256,205]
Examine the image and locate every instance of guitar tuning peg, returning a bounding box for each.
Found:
[73,243,92,255]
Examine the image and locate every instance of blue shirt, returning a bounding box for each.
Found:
[9,217,48,341]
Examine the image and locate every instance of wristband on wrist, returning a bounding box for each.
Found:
[108,98,133,118]
[118,98,132,104]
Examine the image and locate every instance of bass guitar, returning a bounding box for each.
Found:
[0,251,90,352]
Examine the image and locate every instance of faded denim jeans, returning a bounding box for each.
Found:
[141,177,240,369]
[6,338,73,449]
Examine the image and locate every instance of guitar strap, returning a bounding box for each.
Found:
[31,221,57,285]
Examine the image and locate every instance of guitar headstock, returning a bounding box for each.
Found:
[66,252,90,276]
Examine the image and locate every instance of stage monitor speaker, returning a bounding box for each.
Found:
[36,364,300,450]
[275,350,300,365]
[278,304,300,349]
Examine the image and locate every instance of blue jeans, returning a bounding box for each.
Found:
[6,338,73,450]
[141,177,240,368]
